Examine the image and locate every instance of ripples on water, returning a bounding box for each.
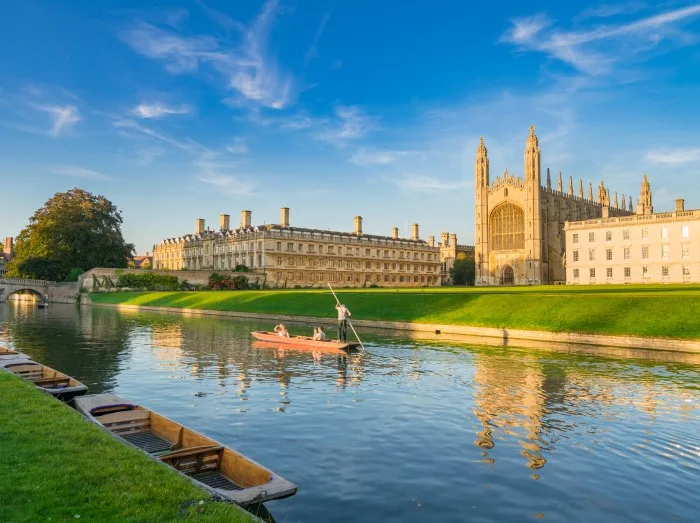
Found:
[2,303,699,523]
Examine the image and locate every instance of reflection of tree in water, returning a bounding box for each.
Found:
[1,303,132,393]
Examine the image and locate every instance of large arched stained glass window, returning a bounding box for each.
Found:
[490,203,525,251]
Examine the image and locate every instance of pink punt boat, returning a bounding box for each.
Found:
[251,331,359,351]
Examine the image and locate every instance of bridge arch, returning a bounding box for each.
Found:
[5,287,45,301]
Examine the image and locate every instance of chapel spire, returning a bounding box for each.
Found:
[557,172,563,192]
[568,176,574,196]
[636,174,653,215]
[475,136,490,188]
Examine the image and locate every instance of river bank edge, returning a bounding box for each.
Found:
[86,299,700,356]
[0,372,261,523]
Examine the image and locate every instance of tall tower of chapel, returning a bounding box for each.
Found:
[475,137,490,284]
[524,125,543,283]
[636,174,653,215]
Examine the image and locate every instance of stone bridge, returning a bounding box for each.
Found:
[0,278,79,303]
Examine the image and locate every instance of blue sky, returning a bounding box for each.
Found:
[2,0,700,253]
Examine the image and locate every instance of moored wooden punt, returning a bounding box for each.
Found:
[251,331,359,351]
[0,359,87,402]
[74,394,297,506]
[0,347,30,360]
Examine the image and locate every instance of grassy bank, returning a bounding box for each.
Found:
[0,373,256,523]
[90,284,700,339]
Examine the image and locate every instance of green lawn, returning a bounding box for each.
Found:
[90,284,700,339]
[0,373,257,523]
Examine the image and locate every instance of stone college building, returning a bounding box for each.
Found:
[475,125,640,286]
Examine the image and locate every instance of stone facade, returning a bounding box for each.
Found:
[437,232,475,284]
[153,210,441,288]
[475,126,635,286]
[565,196,700,284]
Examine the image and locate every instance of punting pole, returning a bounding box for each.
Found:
[327,283,366,350]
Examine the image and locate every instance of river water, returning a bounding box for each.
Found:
[1,302,699,523]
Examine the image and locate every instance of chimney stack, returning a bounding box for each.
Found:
[676,199,685,212]
[3,237,13,261]
[441,232,449,246]
[195,219,205,235]
[280,207,290,227]
[240,210,252,229]
[219,214,230,232]
[428,235,435,248]
[411,223,419,241]
[354,216,363,235]
[391,227,399,239]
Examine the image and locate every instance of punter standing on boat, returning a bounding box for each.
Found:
[335,303,351,342]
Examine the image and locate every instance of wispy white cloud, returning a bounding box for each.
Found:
[646,147,700,165]
[35,105,81,136]
[51,165,112,180]
[304,12,331,66]
[113,118,206,154]
[194,152,254,195]
[130,103,191,118]
[278,115,314,130]
[350,148,409,166]
[226,137,248,154]
[576,2,646,21]
[121,0,294,109]
[501,4,700,75]
[313,105,373,146]
[384,174,471,193]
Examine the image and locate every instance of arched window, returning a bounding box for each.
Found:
[490,203,525,250]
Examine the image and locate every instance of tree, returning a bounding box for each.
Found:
[449,254,475,285]
[6,188,134,281]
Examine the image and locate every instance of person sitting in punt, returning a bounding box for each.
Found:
[273,324,290,337]
[313,326,327,341]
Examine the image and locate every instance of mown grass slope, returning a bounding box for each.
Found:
[90,284,700,339]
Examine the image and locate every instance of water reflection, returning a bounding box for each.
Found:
[1,302,699,523]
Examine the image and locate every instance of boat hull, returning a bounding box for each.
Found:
[75,394,297,506]
[251,331,359,351]
[0,359,87,402]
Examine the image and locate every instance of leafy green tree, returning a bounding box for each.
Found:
[6,188,134,281]
[449,254,476,286]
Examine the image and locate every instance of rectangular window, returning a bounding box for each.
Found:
[590,268,596,278]
[682,243,690,259]
[642,246,649,259]
[623,229,630,240]
[642,227,649,240]
[286,242,294,251]
[606,267,613,278]
[276,242,282,250]
[328,246,334,254]
[682,225,689,238]
[683,265,691,276]
[606,249,612,261]
[643,266,649,278]
[662,266,669,277]
[662,226,668,240]
[605,231,612,242]
[624,267,631,278]
[338,247,342,255]
[589,249,595,261]
[662,245,669,260]
[589,232,595,242]
[573,250,579,262]
[573,268,579,278]
[573,233,579,244]
[624,247,631,260]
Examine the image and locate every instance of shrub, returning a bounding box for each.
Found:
[116,272,180,290]
[233,264,251,272]
[64,267,85,282]
[207,272,249,290]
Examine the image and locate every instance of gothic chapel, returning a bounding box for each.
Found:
[474,126,644,285]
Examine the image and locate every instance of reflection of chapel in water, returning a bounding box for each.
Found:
[472,354,550,471]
